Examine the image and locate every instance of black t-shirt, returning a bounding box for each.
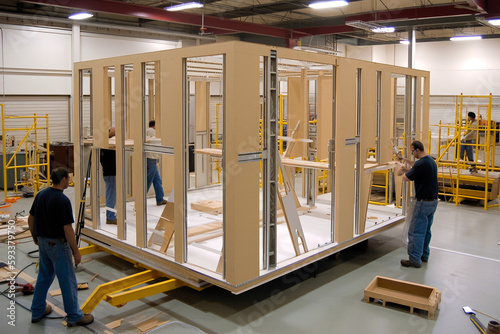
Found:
[405,155,439,200]
[100,149,116,177]
[29,187,74,239]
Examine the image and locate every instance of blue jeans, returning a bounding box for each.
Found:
[147,158,165,204]
[31,237,84,323]
[407,199,438,265]
[103,175,117,221]
[460,140,473,161]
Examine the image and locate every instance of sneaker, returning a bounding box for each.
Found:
[401,259,421,268]
[67,314,94,327]
[32,304,52,323]
[156,200,167,206]
[106,219,117,225]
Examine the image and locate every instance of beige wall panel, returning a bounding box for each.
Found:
[287,74,308,157]
[334,60,356,243]
[415,76,422,143]
[161,57,185,263]
[92,66,109,149]
[316,74,333,161]
[378,71,394,163]
[422,76,430,148]
[130,62,145,248]
[90,147,98,230]
[224,48,260,285]
[114,64,125,240]
[154,61,161,135]
[73,68,82,221]
[359,68,377,233]
[195,81,209,132]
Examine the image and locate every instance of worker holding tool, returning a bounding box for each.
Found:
[398,140,439,268]
[28,167,94,327]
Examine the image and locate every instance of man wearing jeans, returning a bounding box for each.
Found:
[460,111,477,162]
[100,128,117,224]
[28,167,94,326]
[398,140,439,268]
[146,120,167,206]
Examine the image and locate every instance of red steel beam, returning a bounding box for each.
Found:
[21,0,310,39]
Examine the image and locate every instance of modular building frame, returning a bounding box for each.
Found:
[74,41,430,294]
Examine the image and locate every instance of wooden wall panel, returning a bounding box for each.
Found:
[195,81,209,132]
[316,74,333,161]
[422,76,430,148]
[334,59,356,243]
[378,71,394,163]
[359,68,377,234]
[92,66,109,149]
[224,47,260,285]
[287,72,308,157]
[115,64,125,240]
[130,61,145,248]
[162,57,185,263]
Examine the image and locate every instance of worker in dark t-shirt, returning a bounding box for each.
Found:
[398,140,438,268]
[28,167,94,327]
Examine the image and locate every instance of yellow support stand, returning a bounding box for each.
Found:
[79,242,210,314]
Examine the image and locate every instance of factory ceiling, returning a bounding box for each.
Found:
[0,0,499,48]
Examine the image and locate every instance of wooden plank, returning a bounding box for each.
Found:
[130,61,145,248]
[334,59,356,243]
[115,63,125,240]
[359,68,377,234]
[287,72,308,157]
[191,200,222,215]
[317,73,333,161]
[223,46,260,285]
[422,75,431,148]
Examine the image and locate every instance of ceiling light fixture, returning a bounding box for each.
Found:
[372,26,395,33]
[450,35,482,41]
[346,21,396,34]
[309,1,349,9]
[487,19,500,26]
[400,40,410,45]
[68,12,93,20]
[165,2,203,11]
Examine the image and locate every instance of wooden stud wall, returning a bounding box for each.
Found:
[287,72,308,158]
[73,41,431,292]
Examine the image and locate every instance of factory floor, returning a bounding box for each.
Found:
[1,188,499,334]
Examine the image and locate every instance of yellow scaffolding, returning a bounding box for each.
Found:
[430,94,500,209]
[1,105,50,199]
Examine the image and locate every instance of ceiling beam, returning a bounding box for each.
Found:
[21,0,310,39]
[295,4,486,35]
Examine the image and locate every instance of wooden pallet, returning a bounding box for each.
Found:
[364,276,441,320]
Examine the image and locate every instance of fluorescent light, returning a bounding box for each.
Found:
[400,40,410,45]
[372,26,395,33]
[165,2,203,11]
[487,19,500,26]
[309,1,349,9]
[68,12,93,20]
[450,35,482,41]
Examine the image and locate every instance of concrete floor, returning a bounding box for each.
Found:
[1,188,499,334]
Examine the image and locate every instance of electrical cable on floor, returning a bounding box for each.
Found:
[473,309,500,322]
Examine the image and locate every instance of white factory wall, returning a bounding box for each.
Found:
[343,38,500,96]
[0,23,180,142]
